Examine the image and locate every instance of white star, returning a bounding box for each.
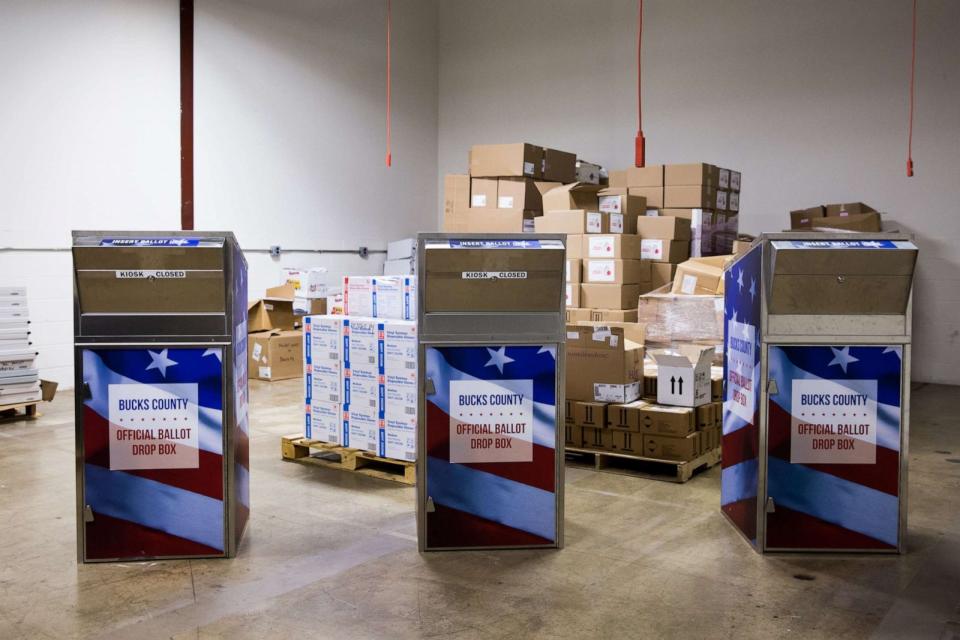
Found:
[731,310,738,326]
[749,277,756,301]
[484,347,515,374]
[203,348,222,361]
[740,321,750,339]
[537,345,556,359]
[146,349,178,378]
[737,268,744,291]
[883,346,902,359]
[827,346,859,373]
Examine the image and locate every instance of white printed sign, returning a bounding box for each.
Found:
[587,260,616,283]
[449,379,533,463]
[108,383,199,470]
[726,318,756,423]
[641,239,663,260]
[790,379,878,464]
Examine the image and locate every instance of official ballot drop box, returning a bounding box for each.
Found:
[416,234,566,551]
[721,232,917,553]
[72,231,249,562]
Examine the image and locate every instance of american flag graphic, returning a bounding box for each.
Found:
[425,345,557,548]
[81,347,227,559]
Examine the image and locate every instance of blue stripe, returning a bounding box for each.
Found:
[84,464,224,551]
[767,457,898,546]
[721,458,758,507]
[427,456,555,541]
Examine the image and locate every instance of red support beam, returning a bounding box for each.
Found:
[180,0,194,230]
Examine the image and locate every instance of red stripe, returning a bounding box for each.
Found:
[766,505,896,551]
[768,401,899,496]
[85,512,223,560]
[721,418,760,469]
[722,497,758,542]
[426,400,555,493]
[427,502,554,548]
[83,405,224,501]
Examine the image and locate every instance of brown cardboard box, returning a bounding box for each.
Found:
[470,178,498,208]
[497,177,544,211]
[589,308,639,322]
[636,216,692,241]
[626,164,665,187]
[566,258,582,283]
[608,170,627,188]
[811,211,882,232]
[542,183,601,211]
[643,432,700,461]
[582,234,642,259]
[444,207,535,233]
[248,298,296,332]
[598,188,647,216]
[628,186,664,208]
[610,429,643,455]
[564,399,575,425]
[582,426,615,451]
[640,404,695,436]
[789,206,825,229]
[574,400,607,428]
[711,369,723,401]
[565,234,584,259]
[641,239,690,264]
[566,325,643,401]
[607,400,647,432]
[575,160,604,185]
[565,307,591,323]
[580,283,643,310]
[542,148,577,183]
[565,282,581,308]
[671,256,734,295]
[248,330,303,381]
[696,403,716,429]
[651,262,677,289]
[565,423,583,448]
[665,163,714,186]
[824,202,875,217]
[732,239,753,255]
[573,320,646,345]
[584,259,651,285]
[470,143,543,178]
[444,174,470,217]
[535,210,605,234]
[664,184,715,209]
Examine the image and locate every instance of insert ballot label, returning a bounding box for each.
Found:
[107,383,200,470]
[790,378,877,464]
[449,379,533,463]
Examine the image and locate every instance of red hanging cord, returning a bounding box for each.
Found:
[906,0,917,177]
[385,0,392,167]
[635,0,645,167]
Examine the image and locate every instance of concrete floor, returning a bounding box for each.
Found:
[1,380,959,639]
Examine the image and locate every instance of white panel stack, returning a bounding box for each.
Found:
[0,287,40,406]
[303,315,343,445]
[383,237,416,275]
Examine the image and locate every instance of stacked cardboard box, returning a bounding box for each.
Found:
[304,315,417,462]
[635,216,692,289]
[0,287,41,406]
[342,275,417,320]
[788,202,882,232]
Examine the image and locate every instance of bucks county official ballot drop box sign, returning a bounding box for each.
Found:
[417,234,566,551]
[721,234,916,553]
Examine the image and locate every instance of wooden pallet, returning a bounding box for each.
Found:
[565,446,721,483]
[281,435,416,485]
[0,401,40,423]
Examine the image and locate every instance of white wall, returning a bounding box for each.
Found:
[0,0,439,388]
[438,0,960,385]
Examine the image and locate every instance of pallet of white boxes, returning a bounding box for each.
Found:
[0,287,44,420]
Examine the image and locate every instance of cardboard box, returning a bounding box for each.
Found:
[582,234,642,259]
[641,239,690,263]
[387,238,416,261]
[696,402,716,429]
[566,325,643,402]
[281,267,330,299]
[652,345,714,407]
[470,177,498,208]
[383,258,414,275]
[306,400,342,444]
[594,380,641,403]
[542,182,601,211]
[608,170,627,189]
[789,206,825,229]
[379,319,418,461]
[639,404,696,436]
[664,184,715,209]
[732,239,753,256]
[635,216,692,241]
[637,289,724,345]
[651,262,677,289]
[343,276,375,317]
[671,256,733,295]
[712,368,723,401]
[607,399,647,432]
[575,160,604,185]
[728,191,739,212]
[374,276,417,321]
[565,307,591,322]
[305,315,343,404]
[582,426,615,451]
[542,148,577,183]
[811,211,882,232]
[589,308,638,322]
[665,163,714,186]
[566,258,582,283]
[643,432,700,461]
[535,210,605,234]
[574,400,607,428]
[584,259,651,285]
[628,186,664,208]
[470,143,543,178]
[249,330,303,381]
[566,234,584,259]
[610,429,643,456]
[248,298,295,332]
[294,296,327,316]
[580,283,642,310]
[445,207,536,233]
[824,202,875,217]
[498,177,544,211]
[444,174,470,218]
[565,282,581,308]
[598,188,646,217]
[625,164,665,187]
[564,399,575,425]
[565,423,583,448]
[730,171,741,191]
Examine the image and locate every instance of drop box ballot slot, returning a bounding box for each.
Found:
[72,231,250,562]
[417,234,566,551]
[721,233,917,553]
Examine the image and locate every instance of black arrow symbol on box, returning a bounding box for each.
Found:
[671,376,676,394]
[678,377,684,394]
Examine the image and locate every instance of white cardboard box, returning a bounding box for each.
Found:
[374,276,417,320]
[652,345,714,407]
[383,258,414,275]
[387,238,417,261]
[343,276,375,317]
[304,316,343,405]
[306,400,342,444]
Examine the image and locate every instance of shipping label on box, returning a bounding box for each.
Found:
[718,168,730,189]
[715,190,728,210]
[608,212,624,233]
[729,191,739,212]
[585,211,603,233]
[598,194,622,214]
[730,171,741,191]
[585,234,641,259]
[652,345,714,407]
[594,381,641,404]
[306,401,341,444]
